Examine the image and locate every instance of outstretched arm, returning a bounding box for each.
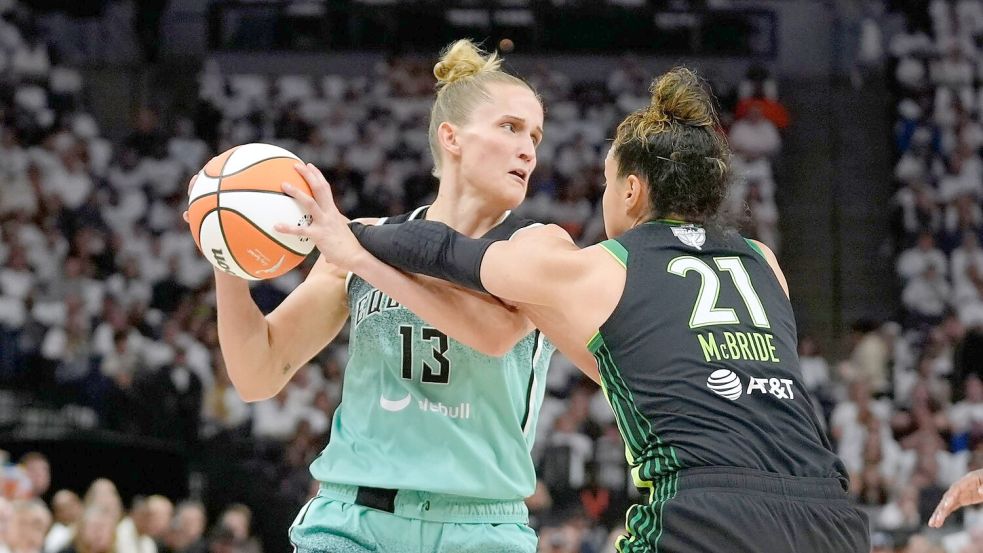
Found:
[347,218,585,306]
[276,163,533,356]
[347,220,618,384]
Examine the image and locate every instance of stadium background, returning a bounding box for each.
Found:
[2,0,981,551]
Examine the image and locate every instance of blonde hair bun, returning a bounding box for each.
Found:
[433,39,503,90]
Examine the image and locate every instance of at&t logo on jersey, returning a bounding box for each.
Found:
[706,369,743,400]
[706,369,795,401]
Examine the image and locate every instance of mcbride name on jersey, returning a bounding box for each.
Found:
[310,206,555,501]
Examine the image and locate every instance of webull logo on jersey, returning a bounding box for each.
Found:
[379,393,472,419]
[418,398,472,419]
[706,369,795,401]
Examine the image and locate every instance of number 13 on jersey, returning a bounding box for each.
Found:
[398,326,452,384]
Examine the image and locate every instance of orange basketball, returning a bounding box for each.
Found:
[187,143,316,280]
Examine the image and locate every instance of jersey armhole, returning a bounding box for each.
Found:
[744,238,766,260]
[599,239,628,268]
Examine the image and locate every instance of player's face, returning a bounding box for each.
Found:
[455,83,543,210]
[602,147,632,238]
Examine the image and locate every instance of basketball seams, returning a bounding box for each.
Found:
[193,189,299,201]
[195,207,219,249]
[216,155,297,179]
[223,143,300,174]
[215,150,255,279]
[218,207,308,257]
[202,146,239,178]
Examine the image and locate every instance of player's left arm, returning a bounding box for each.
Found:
[749,239,789,298]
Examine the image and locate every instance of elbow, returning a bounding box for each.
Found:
[232,380,276,403]
[477,328,528,357]
[235,385,276,403]
[226,363,280,403]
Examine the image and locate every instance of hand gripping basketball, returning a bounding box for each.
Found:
[274,163,365,269]
[186,144,319,279]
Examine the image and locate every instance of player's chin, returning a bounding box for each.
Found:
[499,179,527,208]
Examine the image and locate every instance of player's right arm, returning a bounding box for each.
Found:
[748,239,789,298]
[214,254,349,402]
[183,169,353,403]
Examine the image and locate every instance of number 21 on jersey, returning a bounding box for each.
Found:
[667,256,770,329]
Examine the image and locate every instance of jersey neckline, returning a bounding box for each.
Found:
[647,218,702,227]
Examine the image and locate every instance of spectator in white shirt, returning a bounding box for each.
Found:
[952,231,983,305]
[903,264,953,323]
[0,246,34,301]
[166,118,208,175]
[728,104,781,160]
[251,390,302,441]
[950,375,983,441]
[798,335,831,394]
[115,498,157,553]
[877,485,923,531]
[898,231,948,281]
[43,490,81,553]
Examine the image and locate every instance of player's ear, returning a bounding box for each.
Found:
[437,122,462,158]
[624,173,648,215]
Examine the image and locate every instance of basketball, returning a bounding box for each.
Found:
[187,143,316,280]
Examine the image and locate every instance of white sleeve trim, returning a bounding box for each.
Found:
[509,222,544,240]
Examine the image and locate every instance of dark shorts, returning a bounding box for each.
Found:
[617,467,870,553]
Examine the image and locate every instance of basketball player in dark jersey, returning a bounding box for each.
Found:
[277,67,870,552]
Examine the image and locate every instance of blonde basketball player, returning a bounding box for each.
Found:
[189,40,554,553]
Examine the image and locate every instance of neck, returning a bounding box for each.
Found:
[426,174,510,237]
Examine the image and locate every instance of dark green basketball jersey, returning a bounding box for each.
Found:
[590,221,847,500]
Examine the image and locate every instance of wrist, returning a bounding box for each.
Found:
[347,247,374,273]
[213,267,248,287]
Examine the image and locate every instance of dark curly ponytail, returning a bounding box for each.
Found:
[613,67,731,223]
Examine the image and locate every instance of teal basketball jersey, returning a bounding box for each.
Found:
[310,206,555,500]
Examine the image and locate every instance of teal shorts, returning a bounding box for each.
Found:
[289,482,537,553]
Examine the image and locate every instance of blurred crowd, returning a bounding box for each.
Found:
[0,1,791,552]
[846,0,983,551]
[0,450,263,553]
[195,51,785,251]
